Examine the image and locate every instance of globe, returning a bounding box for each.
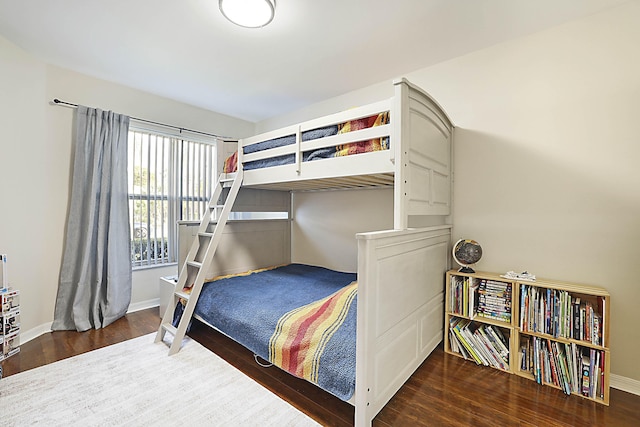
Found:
[453,239,482,273]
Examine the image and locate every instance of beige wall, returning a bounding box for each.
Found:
[412,1,640,383]
[291,189,394,273]
[0,35,254,339]
[259,2,640,383]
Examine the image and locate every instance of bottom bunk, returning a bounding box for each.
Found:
[178,225,451,426]
[192,263,358,401]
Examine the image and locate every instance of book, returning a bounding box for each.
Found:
[554,342,572,395]
[599,351,606,399]
[474,326,506,370]
[450,318,483,365]
[486,325,509,358]
[572,297,581,340]
[546,339,560,388]
[599,296,606,346]
[0,254,7,290]
[468,278,479,319]
[581,352,591,397]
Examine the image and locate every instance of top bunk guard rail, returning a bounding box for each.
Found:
[228,78,454,229]
[241,124,392,165]
[236,98,395,189]
[241,98,392,152]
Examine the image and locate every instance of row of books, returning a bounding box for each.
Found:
[519,285,605,346]
[449,317,510,371]
[449,276,513,322]
[476,279,512,322]
[448,276,477,318]
[520,336,605,400]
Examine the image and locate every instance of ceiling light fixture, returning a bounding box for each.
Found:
[219,0,276,28]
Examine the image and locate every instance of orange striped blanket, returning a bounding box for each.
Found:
[268,281,358,385]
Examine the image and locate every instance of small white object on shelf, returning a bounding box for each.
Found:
[501,271,536,281]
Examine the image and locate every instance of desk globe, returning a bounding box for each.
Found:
[452,239,482,273]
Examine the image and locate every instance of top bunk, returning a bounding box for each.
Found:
[222,78,454,228]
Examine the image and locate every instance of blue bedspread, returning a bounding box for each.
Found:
[193,264,358,401]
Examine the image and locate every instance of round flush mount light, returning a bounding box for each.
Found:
[219,0,276,28]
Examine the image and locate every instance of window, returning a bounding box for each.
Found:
[128,128,216,268]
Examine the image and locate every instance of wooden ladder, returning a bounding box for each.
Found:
[155,170,243,355]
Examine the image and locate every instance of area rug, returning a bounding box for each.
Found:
[0,334,320,426]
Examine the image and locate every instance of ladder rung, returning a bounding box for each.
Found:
[198,232,213,238]
[161,323,177,335]
[210,204,225,210]
[187,261,202,269]
[175,290,191,300]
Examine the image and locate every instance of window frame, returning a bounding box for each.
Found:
[127,124,218,270]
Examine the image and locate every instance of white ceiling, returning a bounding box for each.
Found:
[0,0,630,122]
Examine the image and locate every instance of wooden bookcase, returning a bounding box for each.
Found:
[444,270,610,405]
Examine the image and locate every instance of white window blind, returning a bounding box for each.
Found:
[128,129,216,268]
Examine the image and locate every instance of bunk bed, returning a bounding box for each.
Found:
[187,78,453,426]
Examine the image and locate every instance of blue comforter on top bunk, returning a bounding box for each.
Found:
[192,264,358,401]
[243,126,338,170]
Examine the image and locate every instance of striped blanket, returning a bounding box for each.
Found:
[334,111,390,157]
[269,282,357,384]
[192,264,358,401]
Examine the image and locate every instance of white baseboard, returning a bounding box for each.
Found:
[20,322,53,344]
[127,298,159,314]
[19,300,160,345]
[610,374,640,396]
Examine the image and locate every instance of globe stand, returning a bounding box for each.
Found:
[458,266,475,273]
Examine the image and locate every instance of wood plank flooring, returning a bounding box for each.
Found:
[2,308,639,426]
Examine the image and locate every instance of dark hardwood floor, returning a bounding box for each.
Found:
[2,308,639,426]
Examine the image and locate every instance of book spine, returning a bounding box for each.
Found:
[572,297,581,341]
[581,352,590,396]
[0,254,7,290]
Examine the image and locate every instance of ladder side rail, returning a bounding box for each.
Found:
[155,177,225,343]
[174,171,242,316]
[167,171,243,354]
[176,180,224,291]
[156,171,243,352]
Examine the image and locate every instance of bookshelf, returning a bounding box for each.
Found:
[1,289,20,362]
[444,270,610,405]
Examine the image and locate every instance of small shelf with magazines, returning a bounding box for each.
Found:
[1,288,20,362]
[448,316,512,372]
[444,270,516,373]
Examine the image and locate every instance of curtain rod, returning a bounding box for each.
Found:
[51,98,238,142]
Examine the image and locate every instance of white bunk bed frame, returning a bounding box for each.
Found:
[215,78,454,426]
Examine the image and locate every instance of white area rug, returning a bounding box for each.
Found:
[0,334,320,426]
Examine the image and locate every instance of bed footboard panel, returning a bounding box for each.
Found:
[355,226,451,426]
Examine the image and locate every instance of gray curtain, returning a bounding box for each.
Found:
[52,106,132,331]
